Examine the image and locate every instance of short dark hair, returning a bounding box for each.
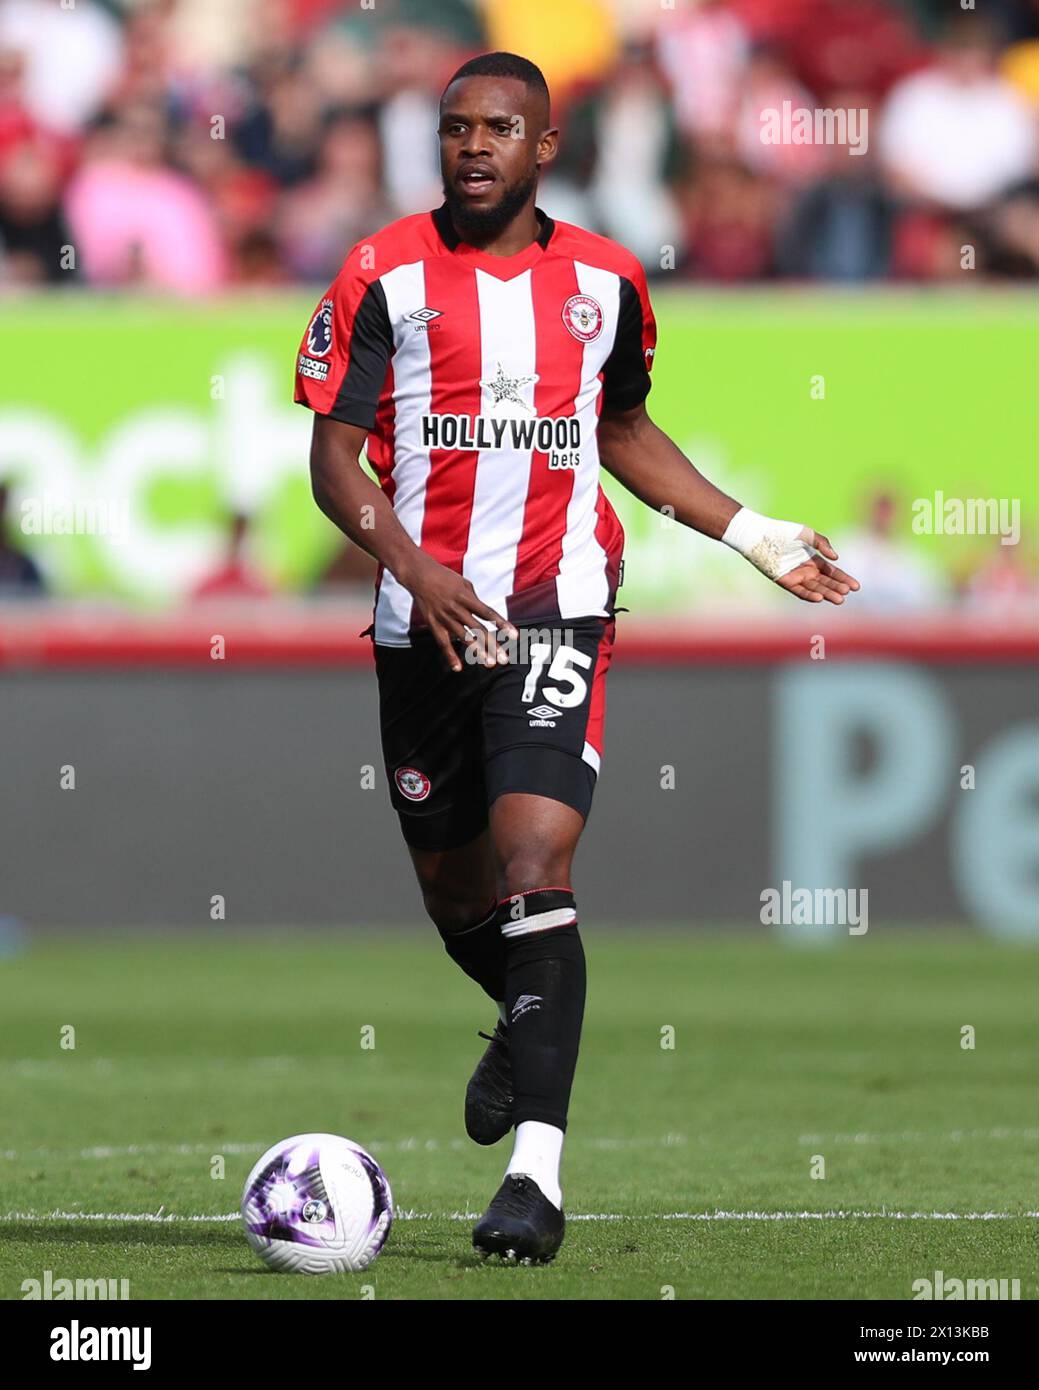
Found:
[443,51,550,108]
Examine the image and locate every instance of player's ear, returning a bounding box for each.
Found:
[536,128,559,170]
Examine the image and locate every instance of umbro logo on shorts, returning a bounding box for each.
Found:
[527,705,562,728]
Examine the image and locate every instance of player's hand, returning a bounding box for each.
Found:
[774,530,860,605]
[398,550,518,672]
[721,508,860,605]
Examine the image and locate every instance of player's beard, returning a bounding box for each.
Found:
[442,169,539,246]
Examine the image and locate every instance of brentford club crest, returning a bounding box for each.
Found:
[562,294,603,343]
[395,767,431,802]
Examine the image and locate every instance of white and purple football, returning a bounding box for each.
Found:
[242,1133,393,1274]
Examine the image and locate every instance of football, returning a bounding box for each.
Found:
[241,1133,393,1274]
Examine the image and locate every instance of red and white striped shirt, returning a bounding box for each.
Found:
[295,205,657,645]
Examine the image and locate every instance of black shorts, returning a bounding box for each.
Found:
[374,615,616,852]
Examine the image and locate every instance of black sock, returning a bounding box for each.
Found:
[495,890,585,1132]
[438,905,505,1006]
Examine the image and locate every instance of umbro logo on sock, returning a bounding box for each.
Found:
[511,994,543,1021]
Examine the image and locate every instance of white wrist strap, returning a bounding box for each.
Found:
[721,507,816,581]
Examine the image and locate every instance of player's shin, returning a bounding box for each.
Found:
[496,890,586,1209]
[438,905,506,1010]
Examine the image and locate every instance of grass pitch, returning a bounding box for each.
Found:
[1,930,1036,1300]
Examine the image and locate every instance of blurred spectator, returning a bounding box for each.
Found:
[0,483,44,596]
[655,0,749,143]
[190,513,269,600]
[735,46,830,188]
[987,0,1039,46]
[838,492,945,610]
[0,43,34,161]
[986,177,1039,275]
[483,0,619,106]
[777,158,895,281]
[233,61,323,188]
[373,20,459,216]
[277,112,390,282]
[0,136,73,284]
[889,207,983,281]
[676,154,775,282]
[568,42,684,270]
[961,536,1038,613]
[725,0,816,46]
[0,0,1031,287]
[313,540,378,591]
[781,0,926,106]
[64,103,226,293]
[880,14,1038,212]
[0,0,123,134]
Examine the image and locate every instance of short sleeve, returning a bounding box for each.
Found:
[600,264,657,413]
[294,252,394,430]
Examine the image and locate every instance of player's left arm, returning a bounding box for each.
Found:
[598,401,859,604]
[596,257,859,604]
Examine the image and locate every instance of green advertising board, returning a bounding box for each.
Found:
[1,291,1035,608]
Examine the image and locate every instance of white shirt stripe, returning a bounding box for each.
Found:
[555,262,622,619]
[463,268,539,617]
[374,261,433,645]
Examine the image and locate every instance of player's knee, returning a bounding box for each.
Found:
[497,843,570,900]
[421,886,492,937]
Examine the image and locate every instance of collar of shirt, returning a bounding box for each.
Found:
[431,203,556,278]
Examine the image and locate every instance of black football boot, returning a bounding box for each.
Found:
[465,1022,513,1145]
[472,1174,565,1264]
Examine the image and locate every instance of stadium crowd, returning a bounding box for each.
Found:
[2,0,1039,290]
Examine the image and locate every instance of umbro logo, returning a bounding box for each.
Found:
[407,307,442,331]
[527,704,561,728]
[512,993,543,1021]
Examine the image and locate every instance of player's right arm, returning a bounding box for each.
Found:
[309,416,516,671]
[297,248,515,671]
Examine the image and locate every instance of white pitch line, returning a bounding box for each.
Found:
[3,1127,1037,1168]
[2,1211,242,1224]
[6,1128,1039,1164]
[798,1127,1039,1146]
[0,1135,690,1162]
[4,1209,1039,1225]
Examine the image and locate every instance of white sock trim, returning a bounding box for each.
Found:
[500,907,577,939]
[506,1120,564,1210]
